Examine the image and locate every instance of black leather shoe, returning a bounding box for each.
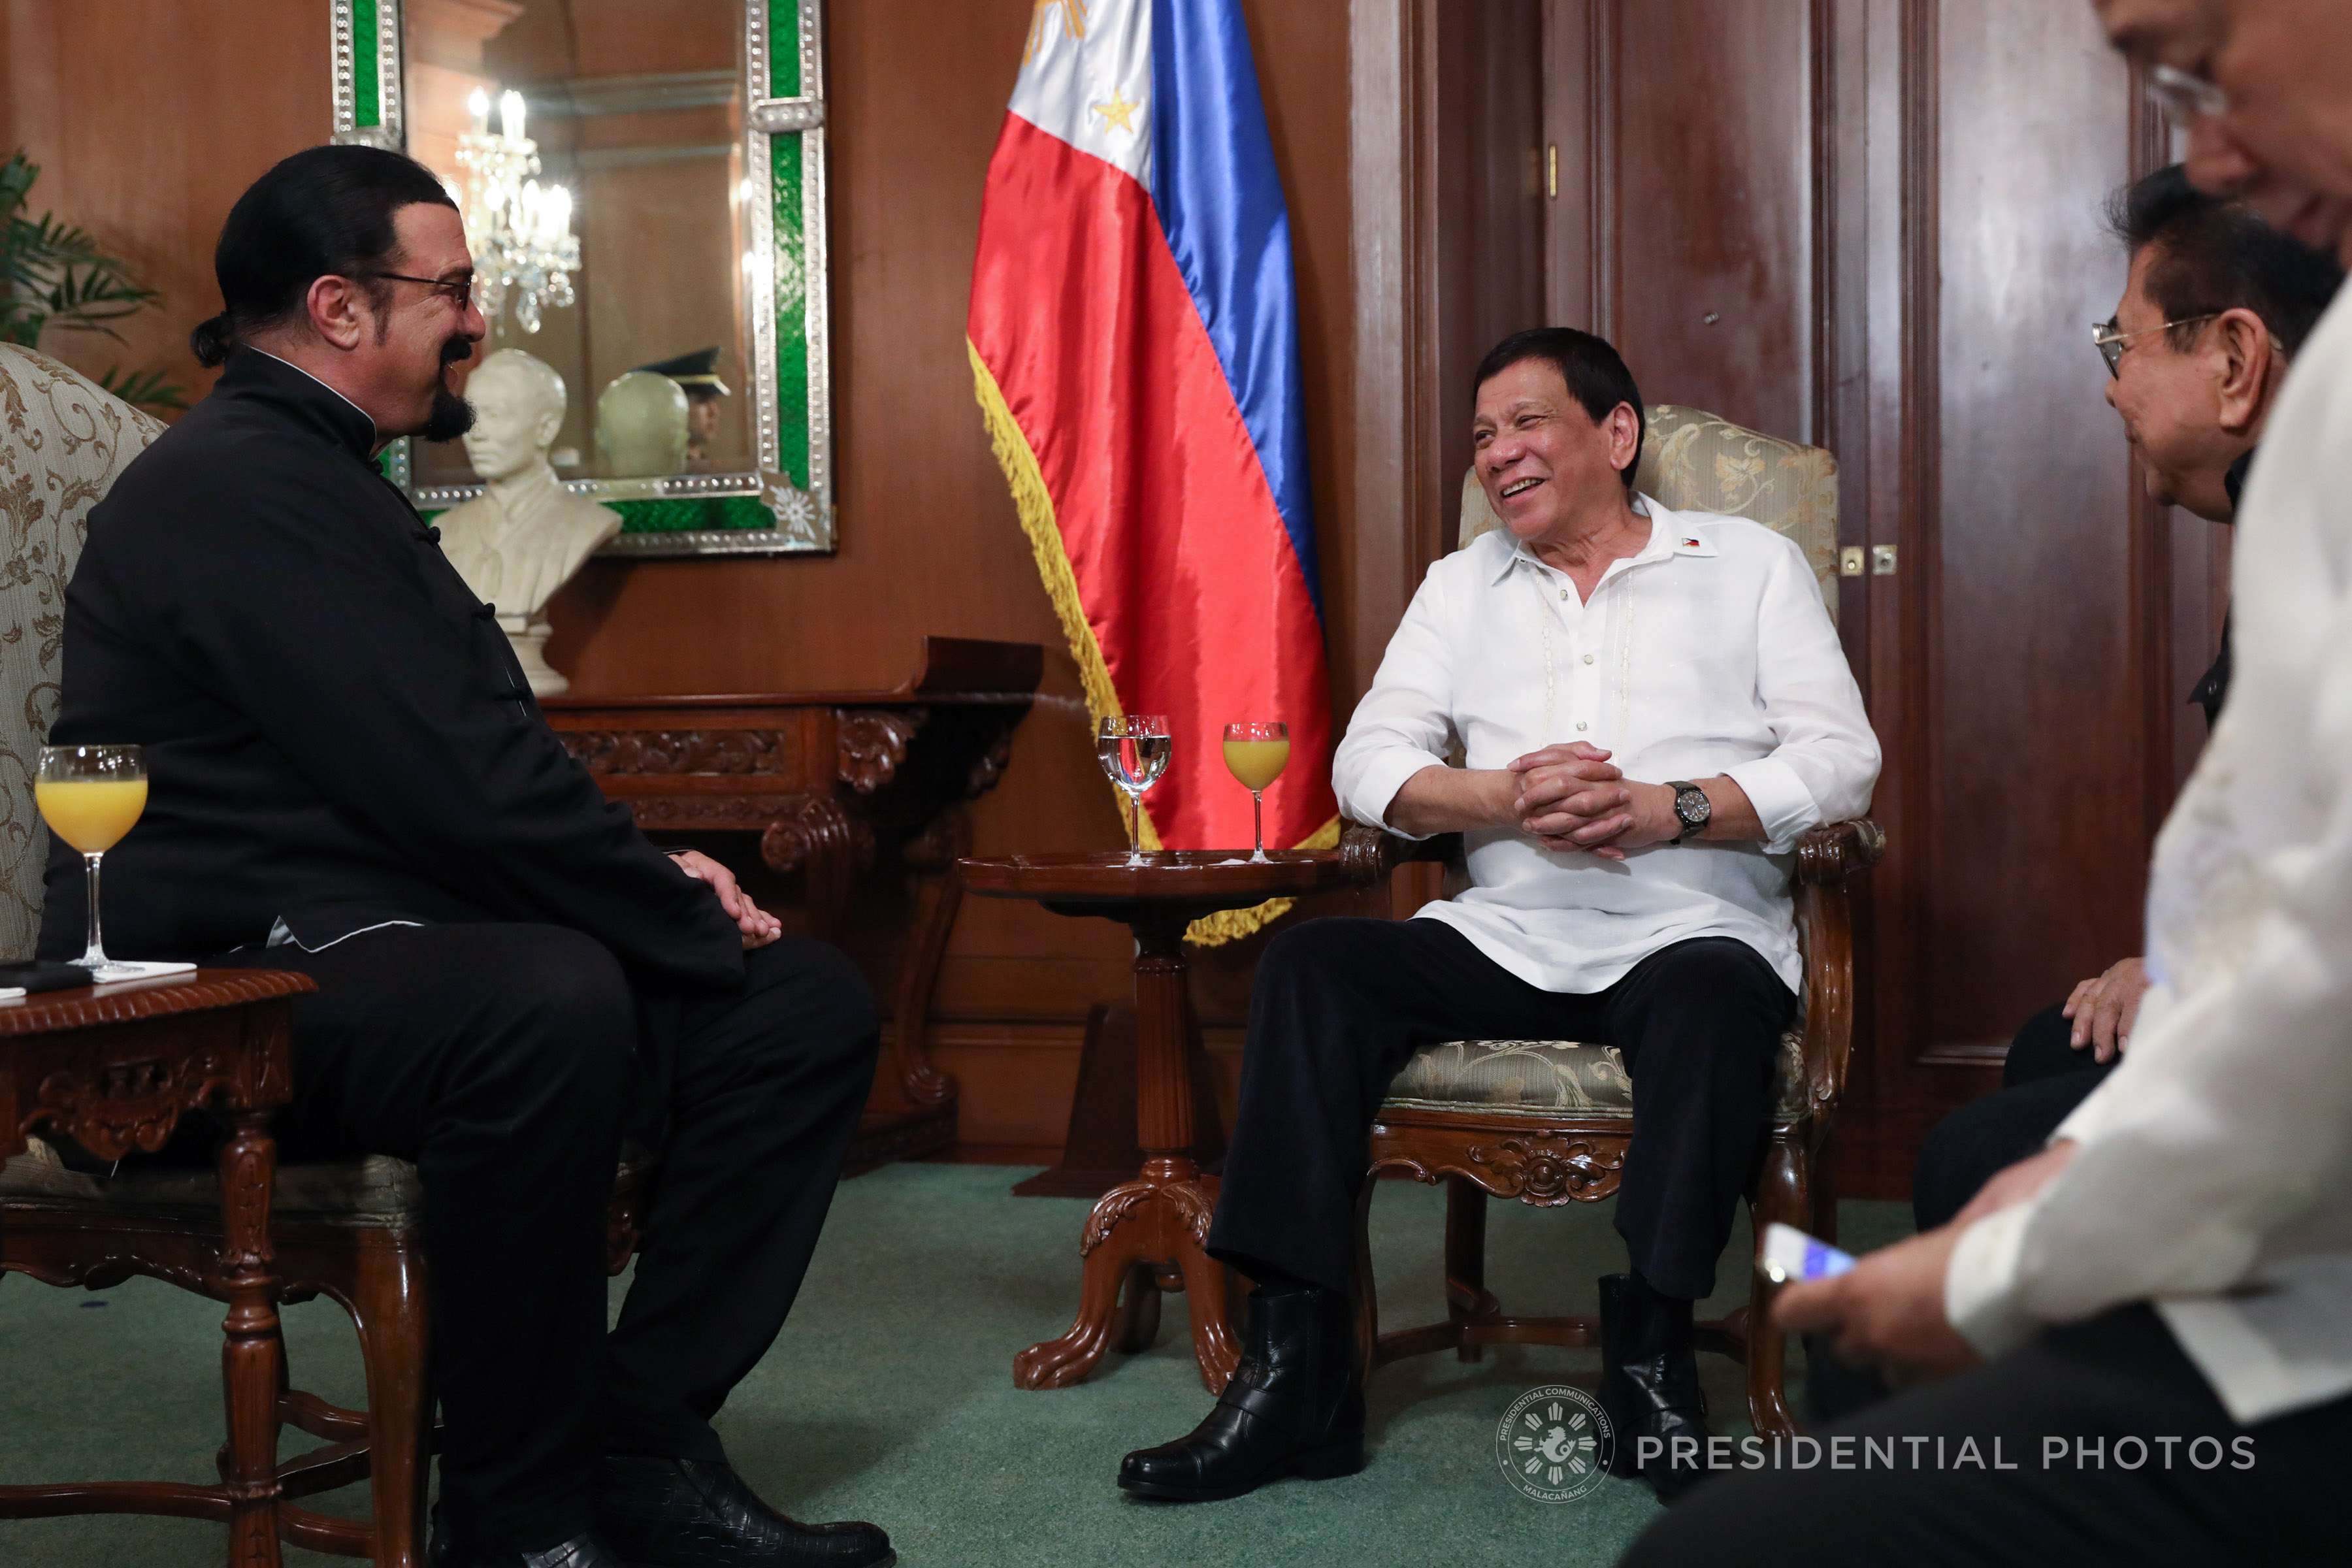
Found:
[593,1455,894,1568]
[1598,1271,1710,1502]
[1118,1282,1366,1502]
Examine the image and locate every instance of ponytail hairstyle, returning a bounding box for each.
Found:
[191,144,457,368]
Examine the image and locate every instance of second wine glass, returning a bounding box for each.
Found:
[1096,715,1171,865]
[1222,722,1289,863]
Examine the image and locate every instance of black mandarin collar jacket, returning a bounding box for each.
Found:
[38,347,743,994]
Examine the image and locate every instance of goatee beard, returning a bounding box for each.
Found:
[421,388,476,444]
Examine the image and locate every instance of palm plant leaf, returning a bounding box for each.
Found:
[94,365,189,414]
[3,148,167,350]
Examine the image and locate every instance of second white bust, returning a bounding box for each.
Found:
[439,349,623,697]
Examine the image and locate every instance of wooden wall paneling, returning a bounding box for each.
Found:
[1349,0,1439,708]
[1429,0,1544,511]
[1542,0,1827,442]
[1905,0,2143,1064]
[3,0,333,410]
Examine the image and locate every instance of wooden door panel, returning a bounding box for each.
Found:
[1544,0,1822,442]
[1912,1,2144,1056]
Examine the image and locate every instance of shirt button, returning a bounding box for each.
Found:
[1582,653,1595,664]
[1558,589,1569,600]
[1576,721,1588,732]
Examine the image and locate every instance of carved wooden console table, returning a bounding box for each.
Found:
[0,968,317,1567]
[543,636,1043,1166]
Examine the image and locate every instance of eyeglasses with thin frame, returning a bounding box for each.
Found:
[2146,62,2228,128]
[351,271,476,311]
[2091,313,2221,377]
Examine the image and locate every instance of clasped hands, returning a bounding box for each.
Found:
[668,849,784,949]
[1506,742,1680,858]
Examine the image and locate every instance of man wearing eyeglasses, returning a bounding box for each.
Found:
[1901,164,2340,1245]
[40,145,894,1568]
[1621,1,2352,1562]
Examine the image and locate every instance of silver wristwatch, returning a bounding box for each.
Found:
[1666,780,1711,844]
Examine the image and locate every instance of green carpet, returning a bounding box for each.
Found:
[0,1163,1914,1567]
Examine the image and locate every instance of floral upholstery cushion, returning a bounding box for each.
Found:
[1458,402,1840,623]
[0,347,165,962]
[1382,1030,1811,1127]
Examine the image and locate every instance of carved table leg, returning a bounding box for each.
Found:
[217,1107,285,1567]
[759,794,869,947]
[888,806,970,1107]
[1016,904,1236,1394]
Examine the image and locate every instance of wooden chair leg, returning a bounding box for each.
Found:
[1744,1132,1808,1439]
[1443,1176,1488,1362]
[348,1243,433,1568]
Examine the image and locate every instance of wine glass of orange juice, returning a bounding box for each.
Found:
[37,744,146,977]
[1222,723,1289,864]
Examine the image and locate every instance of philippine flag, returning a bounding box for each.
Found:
[967,0,1339,920]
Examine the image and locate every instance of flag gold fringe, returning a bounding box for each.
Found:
[968,338,1159,853]
[1181,813,1343,947]
[968,336,1327,945]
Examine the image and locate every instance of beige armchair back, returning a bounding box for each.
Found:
[0,346,165,960]
[1458,402,1842,621]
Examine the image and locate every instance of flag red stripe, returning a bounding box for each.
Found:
[969,114,1335,850]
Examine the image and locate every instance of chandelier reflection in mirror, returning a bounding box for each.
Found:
[453,88,580,335]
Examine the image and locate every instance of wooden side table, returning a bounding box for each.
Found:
[0,968,316,1568]
[960,852,1354,1394]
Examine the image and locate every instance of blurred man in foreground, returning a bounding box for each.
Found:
[1625,1,2352,1560]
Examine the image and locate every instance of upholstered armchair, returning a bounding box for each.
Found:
[0,345,651,1566]
[1342,404,1882,1439]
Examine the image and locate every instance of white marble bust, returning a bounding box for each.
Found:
[438,350,622,697]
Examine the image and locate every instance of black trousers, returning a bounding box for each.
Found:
[1623,1305,2352,1567]
[1206,917,1795,1302]
[255,924,878,1553]
[1911,1002,2116,1232]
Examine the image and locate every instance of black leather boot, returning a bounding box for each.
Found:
[1598,1271,1710,1501]
[593,1456,894,1568]
[1117,1283,1367,1501]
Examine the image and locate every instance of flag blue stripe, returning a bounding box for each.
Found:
[1149,0,1323,620]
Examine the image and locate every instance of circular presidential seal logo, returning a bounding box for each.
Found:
[1495,1384,1614,1503]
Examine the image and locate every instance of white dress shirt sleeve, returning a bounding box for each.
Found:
[1720,534,1880,854]
[1332,561,1460,837]
[1946,600,2352,1361]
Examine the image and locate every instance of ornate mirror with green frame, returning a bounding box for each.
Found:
[330,0,832,555]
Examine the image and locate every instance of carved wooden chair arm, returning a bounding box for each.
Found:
[1792,817,1887,887]
[1337,817,1462,887]
[1792,817,1884,1125]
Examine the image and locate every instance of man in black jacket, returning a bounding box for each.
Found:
[40,146,892,1568]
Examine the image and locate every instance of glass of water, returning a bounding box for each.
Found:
[1096,715,1171,865]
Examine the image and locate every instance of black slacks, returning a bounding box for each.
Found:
[1911,1002,2115,1232]
[255,924,877,1553]
[1623,1305,2352,1567]
[1206,917,1795,1302]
